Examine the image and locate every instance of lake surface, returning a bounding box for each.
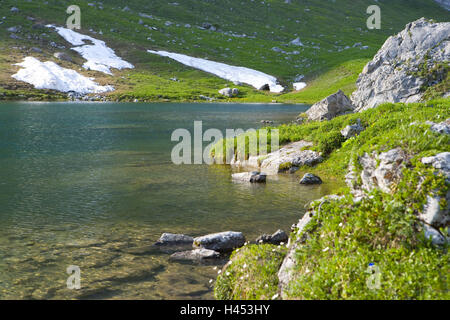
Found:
[0,102,334,300]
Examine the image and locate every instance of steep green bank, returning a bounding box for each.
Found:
[214,98,450,300]
[0,0,449,102]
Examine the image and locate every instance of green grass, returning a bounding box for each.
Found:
[214,244,287,300]
[0,0,449,102]
[213,98,450,300]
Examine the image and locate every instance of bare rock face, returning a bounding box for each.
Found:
[347,148,408,195]
[193,231,245,252]
[420,152,450,245]
[305,90,354,121]
[352,18,450,111]
[154,233,194,247]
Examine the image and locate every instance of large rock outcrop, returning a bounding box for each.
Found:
[230,141,323,174]
[305,90,354,121]
[352,18,450,111]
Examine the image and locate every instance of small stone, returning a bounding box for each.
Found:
[299,173,323,185]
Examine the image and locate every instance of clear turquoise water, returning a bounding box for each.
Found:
[0,102,334,299]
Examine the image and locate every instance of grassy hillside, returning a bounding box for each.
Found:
[214,98,450,300]
[0,0,449,102]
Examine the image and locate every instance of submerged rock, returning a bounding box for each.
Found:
[354,148,407,194]
[299,173,323,185]
[193,231,245,252]
[154,233,194,247]
[169,248,220,262]
[230,141,322,175]
[352,18,450,111]
[306,90,354,121]
[232,171,267,183]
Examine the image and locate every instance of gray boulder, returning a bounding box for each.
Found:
[427,119,450,135]
[219,87,239,97]
[349,148,407,194]
[341,119,364,139]
[193,231,245,252]
[420,152,450,239]
[256,229,288,245]
[229,141,323,175]
[154,233,194,247]
[299,173,323,185]
[169,248,220,262]
[352,18,450,111]
[306,90,354,121]
[10,7,19,13]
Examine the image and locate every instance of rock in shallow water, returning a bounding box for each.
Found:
[299,173,323,185]
[169,248,220,262]
[154,233,194,246]
[232,171,267,183]
[193,231,245,252]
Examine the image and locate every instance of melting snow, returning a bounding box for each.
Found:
[147,50,284,93]
[47,25,134,75]
[12,57,114,94]
[293,82,307,91]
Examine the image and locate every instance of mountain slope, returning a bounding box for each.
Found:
[0,0,449,102]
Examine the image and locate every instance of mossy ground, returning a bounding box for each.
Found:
[213,98,450,300]
[0,0,449,102]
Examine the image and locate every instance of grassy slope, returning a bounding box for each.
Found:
[214,98,450,299]
[0,0,449,102]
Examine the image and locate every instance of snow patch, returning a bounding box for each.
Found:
[147,50,284,93]
[293,82,307,91]
[47,25,134,75]
[12,57,114,94]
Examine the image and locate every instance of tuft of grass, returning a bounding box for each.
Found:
[214,244,287,300]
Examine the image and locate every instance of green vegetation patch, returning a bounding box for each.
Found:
[214,244,287,300]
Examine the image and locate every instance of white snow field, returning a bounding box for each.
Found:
[12,57,114,94]
[47,25,134,75]
[147,50,285,93]
[293,82,307,91]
